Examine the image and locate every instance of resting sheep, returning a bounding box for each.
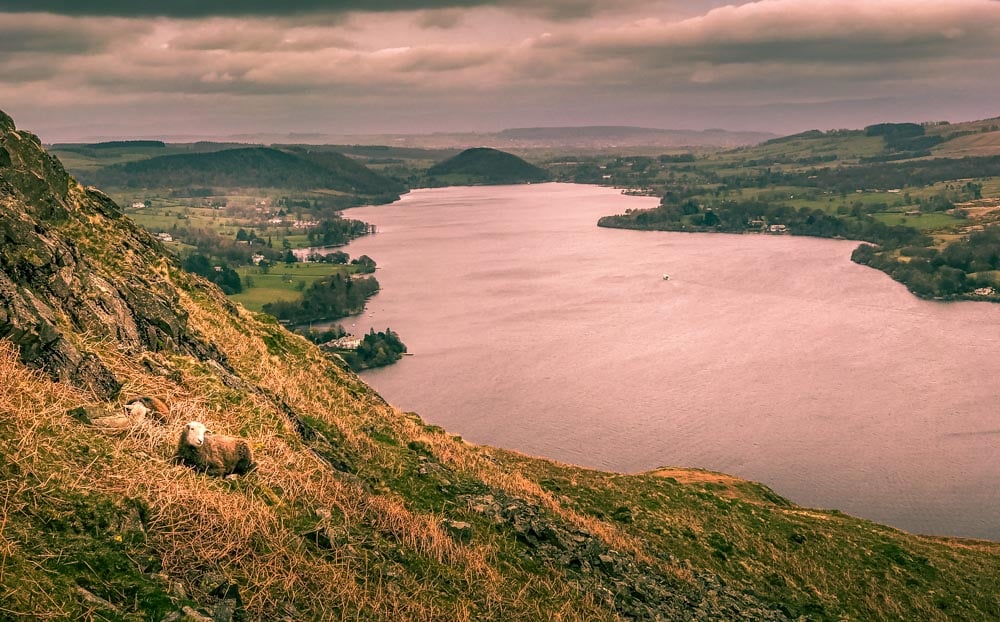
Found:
[175,421,255,477]
[123,396,169,423]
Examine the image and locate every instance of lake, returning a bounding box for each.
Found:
[341,183,1000,540]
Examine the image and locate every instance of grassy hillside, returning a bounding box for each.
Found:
[83,146,404,196]
[706,119,1000,169]
[48,141,258,176]
[927,117,1000,157]
[2,109,999,620]
[425,147,550,186]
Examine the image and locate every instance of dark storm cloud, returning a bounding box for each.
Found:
[3,0,1000,139]
[0,0,613,19]
[416,9,466,29]
[0,13,143,53]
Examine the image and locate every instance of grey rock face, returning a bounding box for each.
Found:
[0,110,224,398]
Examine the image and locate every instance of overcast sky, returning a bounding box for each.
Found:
[2,0,1000,141]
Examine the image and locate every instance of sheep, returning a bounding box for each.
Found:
[123,396,169,423]
[175,421,255,477]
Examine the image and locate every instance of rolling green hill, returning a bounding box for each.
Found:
[425,147,550,185]
[84,146,405,196]
[723,118,1000,166]
[2,109,999,620]
[48,141,256,176]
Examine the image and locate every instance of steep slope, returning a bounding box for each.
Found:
[84,146,403,195]
[286,147,407,195]
[425,147,550,185]
[1,109,999,621]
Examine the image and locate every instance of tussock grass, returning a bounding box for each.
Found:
[0,340,505,619]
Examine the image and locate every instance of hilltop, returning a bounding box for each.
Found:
[83,146,405,197]
[425,147,550,186]
[1,109,999,620]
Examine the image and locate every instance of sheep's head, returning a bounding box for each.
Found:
[124,400,150,418]
[183,421,207,447]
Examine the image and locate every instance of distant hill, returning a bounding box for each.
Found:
[85,140,167,150]
[925,117,1000,157]
[280,147,407,195]
[494,126,777,148]
[739,117,1000,164]
[425,147,550,185]
[85,146,405,195]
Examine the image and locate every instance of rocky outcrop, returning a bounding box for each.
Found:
[0,110,222,398]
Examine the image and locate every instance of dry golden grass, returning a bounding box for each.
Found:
[4,273,1000,621]
[0,338,515,619]
[933,129,1000,157]
[176,281,659,567]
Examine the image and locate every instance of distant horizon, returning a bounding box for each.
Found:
[41,124,780,145]
[34,114,1000,146]
[5,1,1000,143]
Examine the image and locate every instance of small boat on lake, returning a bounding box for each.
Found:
[662,274,670,281]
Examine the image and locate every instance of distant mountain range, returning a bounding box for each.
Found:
[491,126,777,148]
[67,126,779,151]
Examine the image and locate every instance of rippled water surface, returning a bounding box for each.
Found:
[342,183,1000,539]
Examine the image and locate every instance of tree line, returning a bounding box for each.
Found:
[598,198,928,249]
[853,228,1000,299]
[337,329,407,371]
[262,273,379,324]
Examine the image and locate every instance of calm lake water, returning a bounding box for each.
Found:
[342,183,1000,540]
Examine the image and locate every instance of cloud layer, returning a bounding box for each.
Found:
[3,0,999,140]
[0,0,626,19]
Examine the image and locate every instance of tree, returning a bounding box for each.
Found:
[351,255,377,274]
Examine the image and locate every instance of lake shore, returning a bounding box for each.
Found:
[341,183,1000,539]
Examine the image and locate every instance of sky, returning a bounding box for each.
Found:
[2,0,1000,141]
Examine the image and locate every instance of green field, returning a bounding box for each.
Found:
[123,197,367,312]
[49,147,164,174]
[710,132,886,168]
[873,211,967,230]
[230,262,357,311]
[126,201,324,250]
[127,205,236,233]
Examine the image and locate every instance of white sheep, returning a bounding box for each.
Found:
[123,396,169,423]
[175,421,255,477]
